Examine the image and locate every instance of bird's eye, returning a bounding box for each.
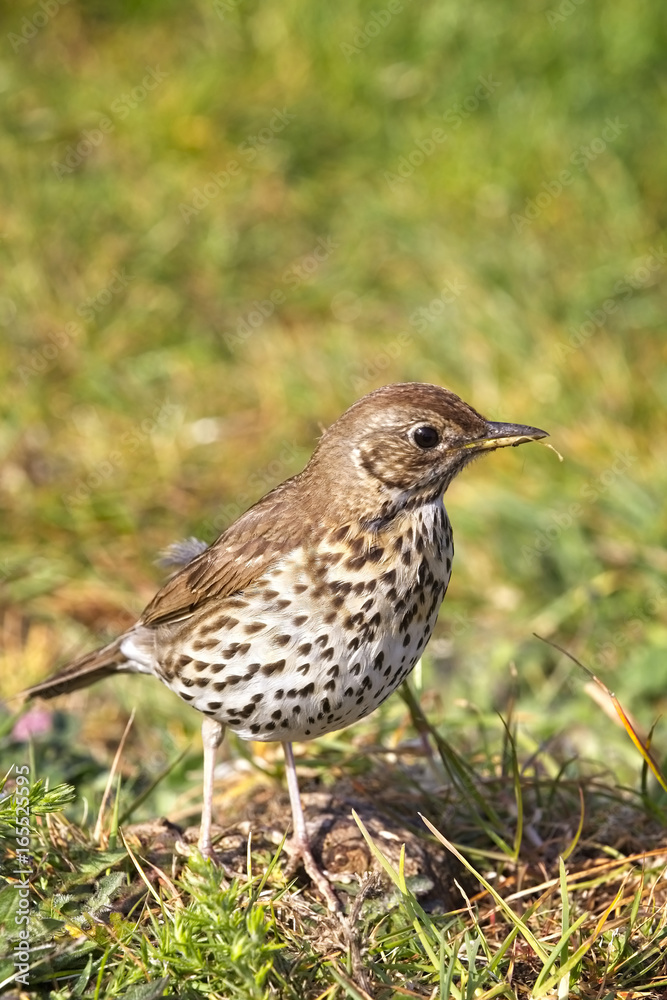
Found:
[411,425,440,449]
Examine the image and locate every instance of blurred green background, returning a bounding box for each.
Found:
[1,0,666,805]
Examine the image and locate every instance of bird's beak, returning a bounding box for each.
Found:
[464,420,549,452]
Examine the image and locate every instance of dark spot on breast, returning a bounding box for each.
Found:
[272,710,282,720]
[292,615,308,627]
[274,599,292,611]
[373,652,384,670]
[327,664,340,678]
[213,615,239,630]
[315,634,329,647]
[293,583,308,594]
[193,638,221,652]
[344,555,366,572]
[361,598,374,613]
[324,680,336,691]
[401,551,412,566]
[206,701,222,710]
[297,642,312,656]
[181,692,194,701]
[265,721,276,731]
[272,634,291,648]
[213,680,227,691]
[296,663,310,675]
[300,682,315,696]
[262,659,286,676]
[244,622,267,635]
[351,663,362,676]
[250,723,261,734]
[324,610,338,623]
[274,689,284,699]
[403,633,412,647]
[348,636,360,651]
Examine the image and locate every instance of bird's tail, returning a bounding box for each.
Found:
[22,637,130,701]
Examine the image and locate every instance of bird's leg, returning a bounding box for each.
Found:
[198,717,225,859]
[282,740,340,912]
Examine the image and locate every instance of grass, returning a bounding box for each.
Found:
[1,0,666,994]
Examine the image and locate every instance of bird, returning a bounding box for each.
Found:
[22,382,547,910]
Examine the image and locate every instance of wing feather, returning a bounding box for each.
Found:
[140,475,308,627]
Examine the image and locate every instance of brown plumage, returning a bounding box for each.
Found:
[23,382,547,910]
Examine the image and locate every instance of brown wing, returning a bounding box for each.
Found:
[140,474,310,627]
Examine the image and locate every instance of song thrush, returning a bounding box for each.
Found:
[24,382,547,909]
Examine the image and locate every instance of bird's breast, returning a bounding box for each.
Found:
[154,500,454,741]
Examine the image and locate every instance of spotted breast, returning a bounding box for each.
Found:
[135,498,453,741]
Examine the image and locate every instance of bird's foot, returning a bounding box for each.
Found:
[197,839,220,862]
[284,837,341,912]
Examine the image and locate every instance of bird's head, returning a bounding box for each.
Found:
[309,382,547,516]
